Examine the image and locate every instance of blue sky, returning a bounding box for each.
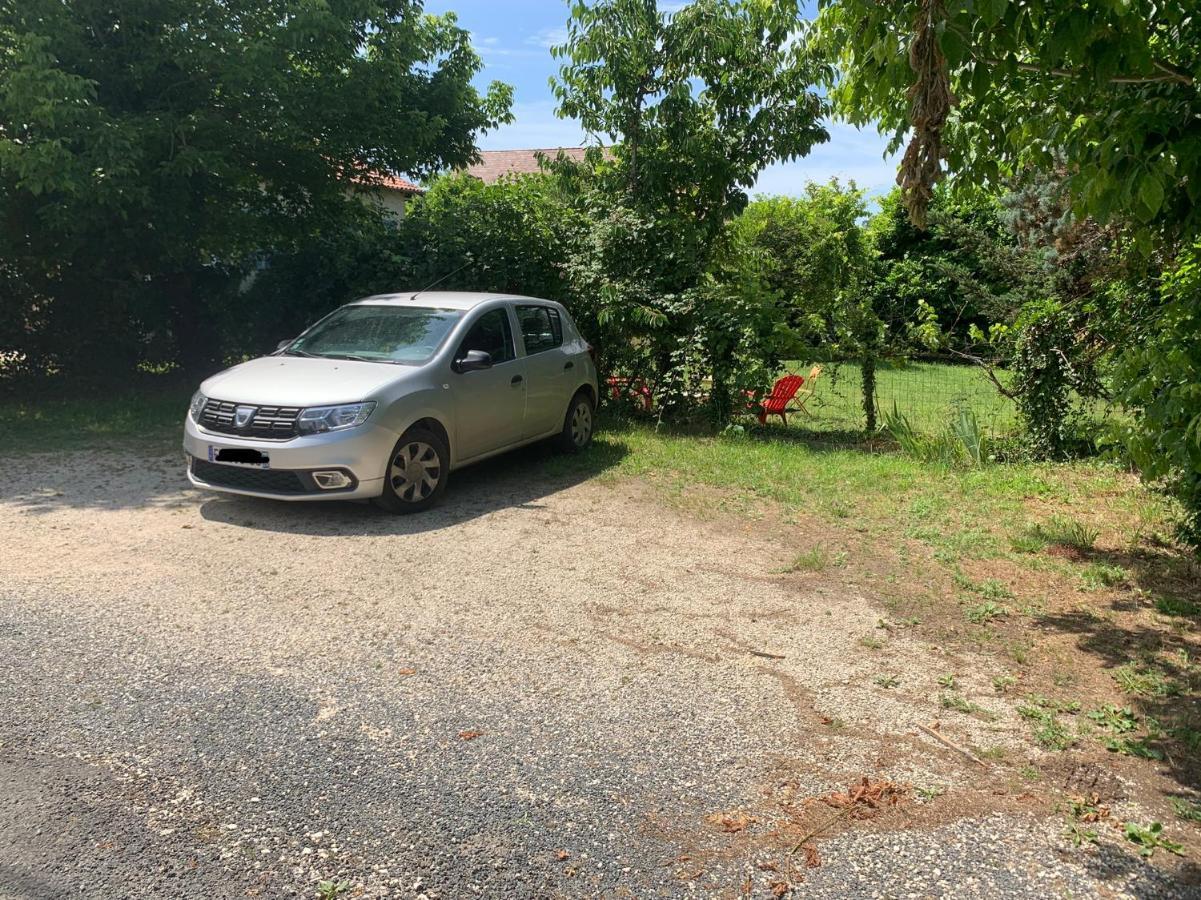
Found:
[423,0,899,198]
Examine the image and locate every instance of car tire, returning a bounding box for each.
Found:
[373,427,449,514]
[555,390,595,453]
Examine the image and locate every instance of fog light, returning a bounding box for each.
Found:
[312,470,351,490]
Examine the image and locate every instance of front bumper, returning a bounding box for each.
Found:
[182,415,394,501]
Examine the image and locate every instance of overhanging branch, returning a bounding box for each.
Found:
[984,56,1193,86]
[948,348,1016,400]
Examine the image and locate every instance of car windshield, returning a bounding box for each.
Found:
[284,305,463,365]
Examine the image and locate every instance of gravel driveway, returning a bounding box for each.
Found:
[0,447,1193,898]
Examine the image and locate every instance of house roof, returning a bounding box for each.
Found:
[371,173,424,195]
[462,148,598,183]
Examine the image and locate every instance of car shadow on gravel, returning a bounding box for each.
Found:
[196,436,629,536]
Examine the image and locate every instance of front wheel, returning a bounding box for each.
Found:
[555,391,595,453]
[373,427,448,514]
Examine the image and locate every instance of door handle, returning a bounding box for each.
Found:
[511,374,524,385]
[564,361,574,371]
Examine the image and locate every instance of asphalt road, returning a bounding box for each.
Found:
[1,448,1195,898]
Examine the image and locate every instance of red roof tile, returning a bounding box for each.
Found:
[370,173,424,194]
[462,148,602,183]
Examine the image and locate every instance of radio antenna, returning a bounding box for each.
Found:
[411,259,473,300]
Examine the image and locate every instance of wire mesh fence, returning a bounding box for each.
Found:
[777,355,1019,443]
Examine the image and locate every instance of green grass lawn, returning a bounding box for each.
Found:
[583,416,1161,551]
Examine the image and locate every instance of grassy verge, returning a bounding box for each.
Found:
[775,359,1118,446]
[0,379,192,455]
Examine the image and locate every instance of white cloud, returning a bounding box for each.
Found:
[526,25,568,49]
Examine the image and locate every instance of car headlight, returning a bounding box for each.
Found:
[297,401,376,435]
[188,391,207,422]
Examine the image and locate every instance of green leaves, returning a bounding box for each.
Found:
[1113,241,1201,547]
[1137,171,1164,220]
[1124,821,1185,858]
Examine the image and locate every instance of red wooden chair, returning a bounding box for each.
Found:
[749,374,805,425]
[606,375,653,411]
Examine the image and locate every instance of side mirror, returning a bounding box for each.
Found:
[276,339,292,352]
[454,349,493,373]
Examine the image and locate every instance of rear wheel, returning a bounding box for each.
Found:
[555,391,594,453]
[373,427,448,513]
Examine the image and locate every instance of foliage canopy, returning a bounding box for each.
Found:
[816,0,1200,244]
[0,0,511,371]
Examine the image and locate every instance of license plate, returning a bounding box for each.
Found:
[209,446,270,468]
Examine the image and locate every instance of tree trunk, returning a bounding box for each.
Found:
[861,353,877,433]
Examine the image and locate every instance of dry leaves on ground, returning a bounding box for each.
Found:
[819,777,907,819]
[705,810,759,833]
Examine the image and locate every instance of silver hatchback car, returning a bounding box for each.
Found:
[183,292,599,512]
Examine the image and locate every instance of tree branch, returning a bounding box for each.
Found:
[936,17,1194,86]
[984,56,1193,86]
[948,348,1016,400]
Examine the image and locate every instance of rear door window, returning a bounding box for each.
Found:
[516,305,563,355]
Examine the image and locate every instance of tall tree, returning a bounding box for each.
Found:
[0,0,511,373]
[551,0,829,419]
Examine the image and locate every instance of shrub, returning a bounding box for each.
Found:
[1011,299,1083,459]
[1114,243,1201,551]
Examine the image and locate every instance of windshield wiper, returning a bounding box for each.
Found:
[284,349,396,364]
[319,353,398,362]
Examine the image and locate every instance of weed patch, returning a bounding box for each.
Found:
[1113,665,1178,698]
[966,601,1006,624]
[1079,563,1126,590]
[1029,516,1100,551]
[1170,798,1201,822]
[939,693,996,721]
[1124,821,1184,858]
[786,548,829,572]
[1155,595,1201,617]
[1018,697,1077,750]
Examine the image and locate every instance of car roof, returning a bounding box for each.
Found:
[353,291,554,311]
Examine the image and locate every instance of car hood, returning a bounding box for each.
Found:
[200,356,410,407]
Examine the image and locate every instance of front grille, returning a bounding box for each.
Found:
[199,399,301,439]
[191,458,309,494]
